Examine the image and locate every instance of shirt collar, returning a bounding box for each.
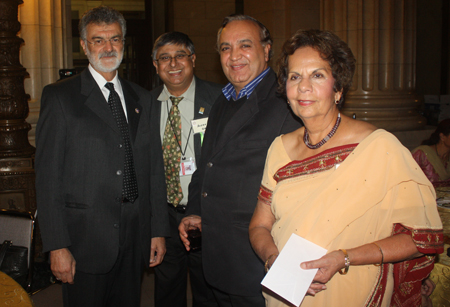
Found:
[158,77,196,103]
[88,64,121,91]
[222,67,270,101]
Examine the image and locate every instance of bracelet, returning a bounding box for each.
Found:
[372,243,384,266]
[338,249,350,275]
[264,253,278,273]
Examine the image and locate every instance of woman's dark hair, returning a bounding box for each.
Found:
[422,119,450,145]
[277,29,356,109]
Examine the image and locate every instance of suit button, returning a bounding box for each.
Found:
[207,162,213,168]
[114,223,119,229]
[116,170,122,175]
[118,144,123,148]
[202,192,207,197]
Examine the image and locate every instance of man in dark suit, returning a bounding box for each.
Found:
[179,15,302,307]
[151,32,221,307]
[35,6,169,307]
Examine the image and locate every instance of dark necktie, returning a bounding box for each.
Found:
[162,96,183,206]
[105,82,138,203]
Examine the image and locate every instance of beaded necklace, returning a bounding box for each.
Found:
[304,113,341,149]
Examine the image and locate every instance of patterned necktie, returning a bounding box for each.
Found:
[105,82,138,203]
[163,96,184,206]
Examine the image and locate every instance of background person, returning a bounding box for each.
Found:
[412,118,450,187]
[249,29,443,307]
[151,31,221,307]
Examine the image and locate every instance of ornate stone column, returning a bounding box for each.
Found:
[19,0,70,147]
[321,0,425,131]
[0,0,36,213]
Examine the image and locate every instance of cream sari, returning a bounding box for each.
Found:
[259,130,443,307]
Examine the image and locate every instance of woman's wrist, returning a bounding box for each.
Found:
[338,249,350,275]
[264,253,279,273]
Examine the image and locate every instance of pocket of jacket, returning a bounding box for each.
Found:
[237,139,268,149]
[231,211,254,227]
[65,202,89,209]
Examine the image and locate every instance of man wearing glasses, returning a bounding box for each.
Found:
[35,6,169,306]
[151,32,221,307]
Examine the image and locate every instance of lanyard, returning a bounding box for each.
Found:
[166,100,192,158]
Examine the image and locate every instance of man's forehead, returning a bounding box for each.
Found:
[219,20,261,44]
[86,22,122,34]
[157,44,189,55]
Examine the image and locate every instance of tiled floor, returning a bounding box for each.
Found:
[31,268,193,307]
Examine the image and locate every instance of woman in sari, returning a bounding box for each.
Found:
[412,119,450,187]
[249,29,443,307]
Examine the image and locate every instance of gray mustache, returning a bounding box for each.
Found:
[99,51,118,59]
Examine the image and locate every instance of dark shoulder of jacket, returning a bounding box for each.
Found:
[44,73,82,94]
[195,76,223,93]
[149,84,164,98]
[123,78,152,96]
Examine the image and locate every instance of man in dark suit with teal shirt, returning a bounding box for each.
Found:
[35,6,169,307]
[151,32,221,307]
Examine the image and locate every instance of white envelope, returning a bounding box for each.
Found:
[261,233,327,306]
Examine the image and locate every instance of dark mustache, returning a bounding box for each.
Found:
[99,51,118,59]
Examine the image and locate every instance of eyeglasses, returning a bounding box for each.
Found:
[155,54,194,64]
[85,37,125,47]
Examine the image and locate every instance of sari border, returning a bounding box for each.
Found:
[258,184,272,205]
[364,263,389,307]
[273,144,358,183]
[364,223,443,307]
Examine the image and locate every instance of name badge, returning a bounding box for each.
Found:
[180,157,196,176]
[191,117,208,134]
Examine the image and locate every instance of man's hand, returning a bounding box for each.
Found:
[149,237,166,267]
[178,215,202,251]
[50,248,76,284]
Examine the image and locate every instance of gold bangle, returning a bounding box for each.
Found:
[338,249,350,275]
[372,243,384,266]
[264,253,278,273]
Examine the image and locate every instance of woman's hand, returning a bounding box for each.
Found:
[300,250,345,296]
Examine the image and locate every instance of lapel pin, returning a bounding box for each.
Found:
[135,108,140,114]
[199,107,205,115]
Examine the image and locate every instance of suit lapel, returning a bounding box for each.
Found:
[192,78,216,157]
[81,69,119,134]
[193,77,214,120]
[120,78,141,144]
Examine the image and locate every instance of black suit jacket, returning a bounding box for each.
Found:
[35,69,169,274]
[150,76,223,162]
[186,68,302,296]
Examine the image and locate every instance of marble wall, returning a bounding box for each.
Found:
[18,0,70,146]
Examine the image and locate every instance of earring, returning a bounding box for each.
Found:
[287,99,291,106]
[335,99,339,105]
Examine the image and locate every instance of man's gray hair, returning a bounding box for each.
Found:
[79,6,126,41]
[216,14,273,60]
[152,32,195,60]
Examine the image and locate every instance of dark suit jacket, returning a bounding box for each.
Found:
[186,68,302,296]
[150,76,223,162]
[35,69,169,274]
